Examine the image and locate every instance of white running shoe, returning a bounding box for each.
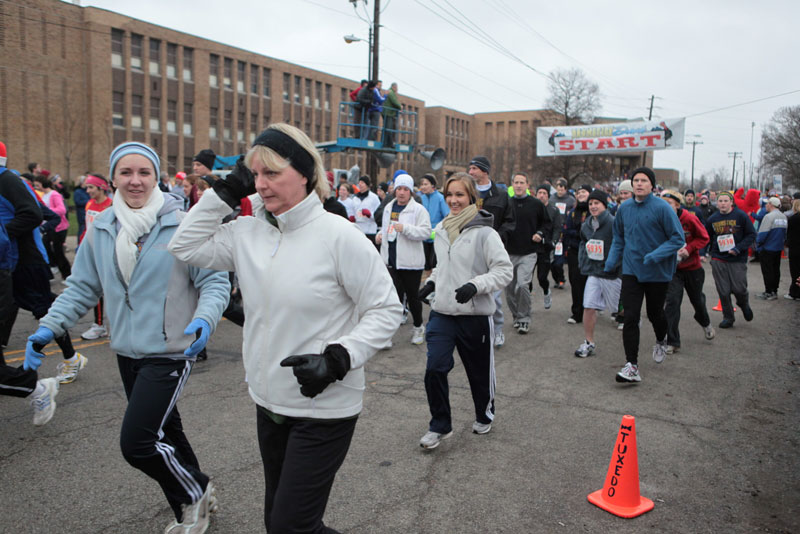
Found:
[652,340,668,363]
[494,332,505,348]
[567,317,577,324]
[400,310,409,325]
[615,362,641,383]
[574,340,596,358]
[55,353,88,384]
[665,345,679,355]
[81,323,107,340]
[411,326,425,345]
[164,481,215,534]
[617,322,625,331]
[472,421,492,434]
[703,325,716,340]
[31,378,59,426]
[543,290,552,310]
[420,430,453,450]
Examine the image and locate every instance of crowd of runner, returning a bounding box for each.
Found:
[1,131,798,533]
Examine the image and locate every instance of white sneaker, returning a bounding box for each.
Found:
[81,323,108,340]
[615,362,641,383]
[653,339,668,363]
[164,481,215,533]
[543,290,552,310]
[665,345,679,355]
[494,332,505,347]
[566,317,577,324]
[420,430,452,450]
[411,326,425,345]
[31,378,59,426]
[472,421,492,434]
[703,325,716,340]
[400,310,409,325]
[574,340,596,358]
[55,353,88,384]
[617,322,625,331]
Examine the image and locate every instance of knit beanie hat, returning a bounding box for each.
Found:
[577,184,593,195]
[618,179,633,193]
[393,169,408,179]
[684,188,695,196]
[536,184,550,194]
[109,142,161,180]
[630,166,656,187]
[469,156,491,174]
[588,189,608,207]
[393,173,414,191]
[193,149,216,171]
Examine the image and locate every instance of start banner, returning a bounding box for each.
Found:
[537,118,685,157]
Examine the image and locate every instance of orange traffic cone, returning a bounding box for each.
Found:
[588,415,654,518]
[712,300,736,312]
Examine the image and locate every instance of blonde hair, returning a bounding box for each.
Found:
[792,199,800,213]
[244,123,330,203]
[443,172,478,204]
[661,189,684,205]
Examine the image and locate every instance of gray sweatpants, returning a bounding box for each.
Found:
[711,260,749,321]
[505,253,537,324]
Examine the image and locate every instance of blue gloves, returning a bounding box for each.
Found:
[25,326,55,371]
[183,318,211,357]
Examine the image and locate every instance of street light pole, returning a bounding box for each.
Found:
[728,152,742,190]
[748,121,755,189]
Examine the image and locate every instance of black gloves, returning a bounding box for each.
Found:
[454,282,478,303]
[418,281,435,304]
[212,156,256,209]
[280,343,351,398]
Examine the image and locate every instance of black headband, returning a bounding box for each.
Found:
[252,129,316,191]
[661,192,682,204]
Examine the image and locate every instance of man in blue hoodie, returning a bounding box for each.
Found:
[754,197,788,300]
[605,167,685,383]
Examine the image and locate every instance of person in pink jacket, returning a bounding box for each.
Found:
[32,175,71,280]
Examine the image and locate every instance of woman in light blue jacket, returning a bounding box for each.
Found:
[23,142,230,534]
[419,173,449,270]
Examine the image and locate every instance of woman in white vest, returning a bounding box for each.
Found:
[376,173,432,345]
[168,123,401,533]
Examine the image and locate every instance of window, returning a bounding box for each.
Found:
[112,91,124,127]
[250,65,259,94]
[224,109,232,139]
[149,98,160,132]
[209,54,219,87]
[304,78,311,106]
[111,29,124,68]
[130,34,143,70]
[282,73,290,102]
[167,155,177,175]
[183,103,193,136]
[325,84,331,111]
[183,48,193,82]
[149,39,160,76]
[237,61,246,93]
[167,100,177,133]
[131,95,143,128]
[237,112,245,141]
[294,76,301,104]
[314,81,321,109]
[262,68,271,98]
[166,43,177,78]
[223,58,232,89]
[210,107,218,139]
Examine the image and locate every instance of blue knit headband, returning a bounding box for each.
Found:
[109,142,161,180]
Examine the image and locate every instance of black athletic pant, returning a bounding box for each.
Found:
[388,267,423,327]
[423,241,437,271]
[664,268,710,348]
[1,264,75,360]
[567,249,587,321]
[0,363,38,398]
[257,406,357,533]
[759,250,782,294]
[117,355,208,522]
[551,254,565,284]
[621,275,669,365]
[535,253,551,292]
[789,252,800,299]
[50,229,71,279]
[424,311,495,434]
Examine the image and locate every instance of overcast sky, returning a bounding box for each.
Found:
[75,0,799,185]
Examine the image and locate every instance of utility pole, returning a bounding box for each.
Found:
[648,95,655,120]
[728,152,742,190]
[365,0,381,185]
[748,121,755,189]
[688,140,703,191]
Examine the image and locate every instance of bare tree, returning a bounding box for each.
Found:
[761,105,800,189]
[53,79,88,184]
[544,68,601,126]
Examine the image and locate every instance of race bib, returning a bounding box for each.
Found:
[586,239,604,261]
[387,224,398,242]
[556,202,567,215]
[555,242,563,256]
[717,234,735,252]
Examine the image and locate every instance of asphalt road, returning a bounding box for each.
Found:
[1,254,798,534]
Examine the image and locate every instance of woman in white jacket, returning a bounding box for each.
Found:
[416,173,513,450]
[376,173,432,345]
[167,123,401,533]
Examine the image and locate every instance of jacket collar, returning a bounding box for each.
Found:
[253,192,325,232]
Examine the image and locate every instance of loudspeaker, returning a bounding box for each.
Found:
[420,148,446,171]
[374,152,397,168]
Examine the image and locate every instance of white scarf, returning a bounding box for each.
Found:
[113,188,165,285]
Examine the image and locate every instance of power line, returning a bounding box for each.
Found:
[685,89,800,118]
